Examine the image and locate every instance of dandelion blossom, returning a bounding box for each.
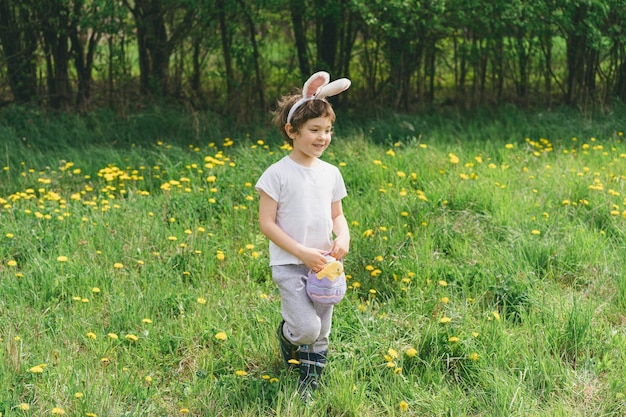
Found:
[29,365,44,373]
[125,334,138,342]
[387,348,399,359]
[235,370,248,376]
[107,333,119,340]
[214,332,227,341]
[399,401,409,412]
[440,316,451,324]
[113,262,124,269]
[405,348,418,358]
[51,407,65,415]
[7,260,17,267]
[86,332,97,340]
[18,403,30,411]
[57,256,68,262]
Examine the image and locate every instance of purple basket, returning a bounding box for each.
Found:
[306,259,346,305]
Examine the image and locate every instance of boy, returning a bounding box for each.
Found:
[255,72,351,400]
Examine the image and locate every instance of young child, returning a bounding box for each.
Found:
[255,72,351,400]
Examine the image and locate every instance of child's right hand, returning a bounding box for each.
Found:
[298,247,328,272]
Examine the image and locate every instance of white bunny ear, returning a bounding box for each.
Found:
[316,78,351,99]
[302,71,330,98]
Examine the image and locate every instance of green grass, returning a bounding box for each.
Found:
[1,106,626,416]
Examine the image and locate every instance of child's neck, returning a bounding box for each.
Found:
[288,152,319,168]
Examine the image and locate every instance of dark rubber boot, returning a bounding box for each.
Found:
[277,320,298,369]
[297,349,327,402]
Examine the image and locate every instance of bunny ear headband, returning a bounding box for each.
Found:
[286,71,351,124]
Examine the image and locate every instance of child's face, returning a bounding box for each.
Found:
[288,116,333,163]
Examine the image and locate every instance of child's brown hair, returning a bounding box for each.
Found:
[272,93,336,146]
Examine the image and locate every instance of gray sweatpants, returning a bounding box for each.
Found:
[272,264,333,354]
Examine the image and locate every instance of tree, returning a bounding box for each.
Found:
[124,0,195,97]
[0,0,38,103]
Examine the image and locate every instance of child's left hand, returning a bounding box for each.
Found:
[330,235,350,260]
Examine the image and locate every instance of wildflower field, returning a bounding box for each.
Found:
[1,107,626,416]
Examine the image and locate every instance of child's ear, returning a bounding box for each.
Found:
[285,123,296,138]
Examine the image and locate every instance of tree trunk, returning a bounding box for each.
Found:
[237,0,265,111]
[216,0,234,107]
[289,0,309,77]
[0,0,38,103]
[70,0,99,109]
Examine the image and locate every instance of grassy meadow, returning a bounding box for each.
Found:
[1,106,626,416]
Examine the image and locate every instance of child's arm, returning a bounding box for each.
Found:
[330,200,350,260]
[258,190,327,271]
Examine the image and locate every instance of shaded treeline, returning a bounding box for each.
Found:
[1,0,626,118]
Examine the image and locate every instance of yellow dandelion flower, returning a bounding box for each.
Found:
[215,332,227,341]
[92,287,100,293]
[86,413,97,417]
[531,229,541,235]
[438,280,448,287]
[107,333,119,340]
[180,408,190,414]
[448,336,460,343]
[125,334,138,342]
[235,370,248,376]
[74,392,84,398]
[57,255,68,262]
[145,375,152,383]
[113,262,124,269]
[405,348,418,358]
[441,297,450,304]
[394,367,402,374]
[168,236,177,241]
[18,403,30,411]
[7,260,17,267]
[51,407,65,415]
[86,332,97,339]
[216,251,225,261]
[288,359,301,365]
[469,352,479,361]
[492,311,501,321]
[440,316,451,324]
[100,357,110,364]
[29,365,44,373]
[387,348,399,359]
[142,318,152,324]
[197,297,207,305]
[399,400,409,412]
[6,233,14,238]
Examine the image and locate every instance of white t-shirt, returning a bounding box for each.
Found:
[255,155,347,266]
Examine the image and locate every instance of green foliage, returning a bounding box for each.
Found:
[1,107,626,415]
